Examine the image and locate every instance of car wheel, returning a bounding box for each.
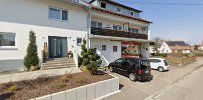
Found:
[158,67,164,72]
[129,73,136,82]
[109,66,114,72]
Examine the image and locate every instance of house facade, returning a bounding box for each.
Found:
[0,0,151,72]
[159,41,193,54]
[89,0,151,66]
[0,0,90,72]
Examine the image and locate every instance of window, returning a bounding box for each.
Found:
[91,21,102,29]
[49,7,68,21]
[102,45,106,51]
[91,21,97,28]
[62,10,68,21]
[113,46,117,52]
[101,2,106,8]
[113,25,122,31]
[115,58,124,63]
[149,59,161,63]
[130,11,134,16]
[98,22,103,28]
[117,7,121,12]
[0,32,16,47]
[129,28,139,33]
[77,38,82,46]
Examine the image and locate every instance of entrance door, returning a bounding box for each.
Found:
[48,36,67,58]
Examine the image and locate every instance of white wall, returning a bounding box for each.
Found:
[0,0,88,68]
[141,43,150,58]
[182,50,191,54]
[90,39,121,66]
[159,42,172,54]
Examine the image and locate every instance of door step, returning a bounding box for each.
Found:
[42,57,76,70]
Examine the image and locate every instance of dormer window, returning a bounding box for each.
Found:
[101,2,106,8]
[130,11,134,16]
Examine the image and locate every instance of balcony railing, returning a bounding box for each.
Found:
[91,28,148,40]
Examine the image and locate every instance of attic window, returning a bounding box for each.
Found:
[101,2,106,8]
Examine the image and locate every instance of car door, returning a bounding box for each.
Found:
[150,59,161,69]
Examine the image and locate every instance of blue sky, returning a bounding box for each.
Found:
[116,0,203,45]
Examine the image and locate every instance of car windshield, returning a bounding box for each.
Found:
[140,60,150,70]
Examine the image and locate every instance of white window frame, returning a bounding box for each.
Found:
[0,32,17,49]
[48,6,69,22]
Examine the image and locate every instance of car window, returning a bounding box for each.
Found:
[115,58,124,63]
[149,59,161,63]
[140,60,150,70]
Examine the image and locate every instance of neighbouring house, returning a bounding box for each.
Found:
[89,0,152,66]
[159,41,193,54]
[0,0,152,72]
[198,40,203,51]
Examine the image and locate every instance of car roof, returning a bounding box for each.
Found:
[122,57,147,61]
[148,58,166,60]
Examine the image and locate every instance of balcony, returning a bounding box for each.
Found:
[91,28,148,40]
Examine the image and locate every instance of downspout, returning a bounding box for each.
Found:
[85,4,92,50]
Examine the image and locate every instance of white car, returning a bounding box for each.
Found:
[148,58,169,72]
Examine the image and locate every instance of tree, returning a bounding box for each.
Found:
[154,37,164,54]
[24,31,39,70]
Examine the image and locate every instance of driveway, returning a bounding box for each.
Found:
[102,57,203,100]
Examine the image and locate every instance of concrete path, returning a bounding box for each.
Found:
[101,57,203,100]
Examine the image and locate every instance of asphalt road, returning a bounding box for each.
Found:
[101,57,203,100]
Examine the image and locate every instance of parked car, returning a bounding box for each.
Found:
[148,58,169,72]
[108,58,153,81]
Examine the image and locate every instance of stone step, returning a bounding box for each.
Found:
[43,61,75,65]
[42,63,75,67]
[42,65,76,70]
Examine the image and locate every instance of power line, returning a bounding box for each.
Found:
[116,0,203,6]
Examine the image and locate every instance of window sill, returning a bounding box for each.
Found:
[49,18,69,23]
[0,47,18,50]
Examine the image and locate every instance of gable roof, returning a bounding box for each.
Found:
[166,41,190,46]
[89,0,142,12]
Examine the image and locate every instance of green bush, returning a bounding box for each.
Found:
[87,49,94,55]
[82,58,89,66]
[80,39,102,75]
[24,31,39,70]
[94,54,100,60]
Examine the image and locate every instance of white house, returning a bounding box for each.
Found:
[0,0,151,72]
[159,41,193,54]
[0,0,90,72]
[89,0,152,66]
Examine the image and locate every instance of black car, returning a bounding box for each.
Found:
[108,58,153,81]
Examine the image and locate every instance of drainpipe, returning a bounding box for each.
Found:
[86,6,92,50]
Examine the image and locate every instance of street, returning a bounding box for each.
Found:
[101,57,203,100]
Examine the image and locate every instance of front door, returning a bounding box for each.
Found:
[48,36,67,58]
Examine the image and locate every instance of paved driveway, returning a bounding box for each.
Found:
[102,57,203,100]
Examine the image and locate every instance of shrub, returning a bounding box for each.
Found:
[80,39,102,74]
[6,84,18,93]
[82,58,89,66]
[24,31,39,70]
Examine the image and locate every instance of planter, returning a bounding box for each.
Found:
[32,75,119,100]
